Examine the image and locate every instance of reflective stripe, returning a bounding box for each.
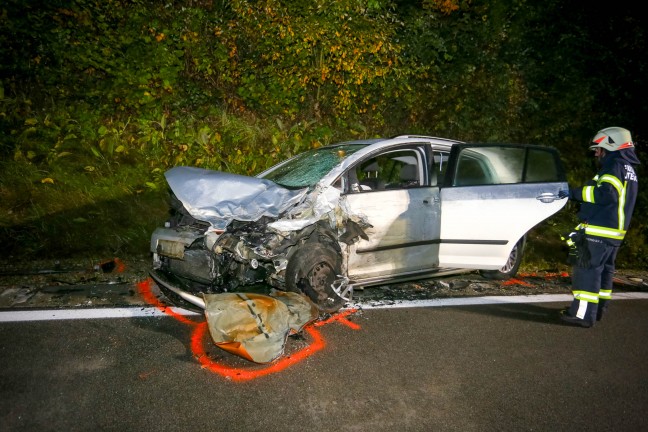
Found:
[582,185,595,203]
[584,224,626,240]
[576,300,588,319]
[597,174,628,232]
[618,181,627,231]
[575,170,629,240]
[599,289,612,300]
[598,174,623,194]
[573,291,599,303]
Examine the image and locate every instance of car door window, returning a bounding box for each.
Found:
[349,149,422,193]
[524,148,562,182]
[453,146,525,186]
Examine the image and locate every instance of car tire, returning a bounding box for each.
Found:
[479,237,525,280]
[285,242,346,313]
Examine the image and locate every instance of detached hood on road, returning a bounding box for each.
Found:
[165,166,308,228]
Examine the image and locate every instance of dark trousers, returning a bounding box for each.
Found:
[568,237,619,324]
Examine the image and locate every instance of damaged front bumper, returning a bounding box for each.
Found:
[149,268,206,310]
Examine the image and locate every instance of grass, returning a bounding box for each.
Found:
[0,160,169,260]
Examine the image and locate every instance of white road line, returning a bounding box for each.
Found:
[349,291,648,310]
[1,292,647,322]
[0,307,200,323]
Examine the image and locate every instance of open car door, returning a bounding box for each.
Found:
[439,144,568,270]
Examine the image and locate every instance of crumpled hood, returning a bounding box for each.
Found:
[165,166,308,229]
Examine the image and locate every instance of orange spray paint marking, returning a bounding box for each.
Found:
[502,278,533,287]
[114,258,126,273]
[314,309,361,330]
[137,278,361,381]
[191,322,327,382]
[518,271,570,279]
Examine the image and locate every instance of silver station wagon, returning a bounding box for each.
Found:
[150,135,568,312]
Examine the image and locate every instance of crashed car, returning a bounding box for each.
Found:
[150,135,568,313]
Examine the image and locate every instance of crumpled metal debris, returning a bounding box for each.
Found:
[267,184,371,243]
[267,185,341,232]
[203,290,319,364]
[167,166,369,240]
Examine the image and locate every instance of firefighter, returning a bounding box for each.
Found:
[558,127,640,327]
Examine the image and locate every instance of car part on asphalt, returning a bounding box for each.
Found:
[203,290,318,363]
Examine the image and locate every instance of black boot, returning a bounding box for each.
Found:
[597,300,609,321]
[560,309,594,328]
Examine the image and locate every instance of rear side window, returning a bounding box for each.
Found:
[524,148,561,182]
[453,147,525,186]
[452,145,563,186]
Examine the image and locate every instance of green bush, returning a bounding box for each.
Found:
[0,0,645,266]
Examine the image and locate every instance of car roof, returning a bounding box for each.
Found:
[334,135,462,147]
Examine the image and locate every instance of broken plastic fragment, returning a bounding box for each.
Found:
[94,258,125,273]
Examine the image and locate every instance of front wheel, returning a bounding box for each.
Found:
[285,242,346,313]
[479,237,525,280]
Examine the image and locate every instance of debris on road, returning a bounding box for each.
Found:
[93,258,126,274]
[203,290,318,363]
[0,256,150,308]
[1,256,647,312]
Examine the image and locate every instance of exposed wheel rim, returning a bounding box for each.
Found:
[308,262,336,304]
[285,242,346,312]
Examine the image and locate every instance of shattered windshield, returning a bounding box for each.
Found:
[260,144,365,188]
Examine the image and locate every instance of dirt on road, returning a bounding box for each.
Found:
[1,255,647,309]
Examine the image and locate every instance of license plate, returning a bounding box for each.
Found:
[157,239,185,259]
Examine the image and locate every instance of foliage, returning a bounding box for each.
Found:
[0,0,646,265]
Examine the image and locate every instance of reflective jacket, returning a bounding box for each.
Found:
[569,149,640,244]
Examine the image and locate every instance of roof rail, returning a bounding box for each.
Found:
[390,134,459,143]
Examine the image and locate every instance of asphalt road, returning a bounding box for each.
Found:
[1,293,648,431]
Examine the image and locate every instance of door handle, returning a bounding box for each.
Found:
[536,192,559,203]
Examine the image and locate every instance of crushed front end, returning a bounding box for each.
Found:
[150,203,299,309]
[150,165,364,313]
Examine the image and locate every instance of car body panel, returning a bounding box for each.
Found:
[344,186,441,279]
[439,182,566,269]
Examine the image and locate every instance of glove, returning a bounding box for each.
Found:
[558,189,570,199]
[561,230,591,268]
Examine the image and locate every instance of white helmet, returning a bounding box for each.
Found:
[590,127,634,152]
